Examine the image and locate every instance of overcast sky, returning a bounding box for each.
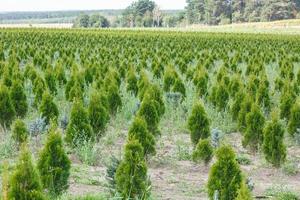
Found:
[0,0,186,12]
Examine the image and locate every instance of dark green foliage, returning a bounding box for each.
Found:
[229,74,243,97]
[54,62,67,86]
[106,83,122,115]
[192,139,213,165]
[33,76,47,106]
[238,98,253,131]
[9,145,46,200]
[88,91,110,136]
[11,119,28,144]
[280,89,296,120]
[193,66,209,96]
[288,100,300,136]
[231,89,246,121]
[235,181,253,200]
[0,84,16,127]
[39,91,59,124]
[115,139,149,200]
[106,156,121,194]
[207,145,242,200]
[263,113,286,168]
[138,93,160,136]
[45,68,57,95]
[243,103,265,151]
[10,80,28,118]
[188,101,210,146]
[65,99,94,145]
[126,67,138,96]
[37,128,71,196]
[172,77,186,99]
[128,116,156,156]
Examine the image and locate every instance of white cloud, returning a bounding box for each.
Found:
[0,0,186,12]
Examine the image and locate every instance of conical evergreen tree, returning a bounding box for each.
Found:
[207,145,242,200]
[243,103,265,152]
[37,127,71,196]
[106,83,122,115]
[11,119,28,145]
[126,66,138,96]
[188,101,210,146]
[192,139,213,165]
[9,145,46,200]
[280,89,296,120]
[0,84,16,127]
[288,100,300,136]
[45,68,57,95]
[115,139,149,200]
[39,91,59,124]
[128,116,156,157]
[65,99,94,145]
[10,80,28,118]
[88,91,110,136]
[263,112,286,168]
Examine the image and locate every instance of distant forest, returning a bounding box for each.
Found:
[1,0,299,27]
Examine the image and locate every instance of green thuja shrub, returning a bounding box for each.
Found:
[115,139,150,200]
[163,65,178,92]
[68,81,84,102]
[231,89,246,121]
[9,145,46,200]
[128,116,156,157]
[207,145,242,200]
[193,66,209,97]
[288,100,300,136]
[33,76,47,106]
[263,112,286,168]
[256,83,271,112]
[37,127,71,196]
[138,93,160,136]
[238,98,253,132]
[88,91,110,137]
[10,80,28,118]
[0,84,16,127]
[126,66,138,96]
[280,89,296,120]
[137,70,150,101]
[188,101,210,146]
[39,91,59,124]
[11,119,28,145]
[243,103,265,152]
[65,99,94,146]
[54,62,67,86]
[229,74,243,97]
[172,77,186,99]
[145,84,165,118]
[45,68,57,95]
[235,181,253,200]
[106,83,122,115]
[192,139,213,165]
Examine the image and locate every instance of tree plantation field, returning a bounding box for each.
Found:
[0,29,300,200]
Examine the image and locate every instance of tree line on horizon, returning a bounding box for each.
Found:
[74,0,300,28]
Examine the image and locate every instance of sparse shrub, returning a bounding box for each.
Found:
[39,91,59,124]
[115,139,150,200]
[106,156,121,193]
[287,100,300,137]
[88,91,110,137]
[0,84,16,127]
[188,101,210,146]
[29,116,47,136]
[128,116,156,157]
[11,119,28,144]
[263,112,286,168]
[37,127,71,196]
[235,181,253,200]
[243,103,265,151]
[207,145,242,200]
[65,99,94,146]
[211,128,222,149]
[9,145,46,200]
[192,139,213,165]
[10,80,28,118]
[236,154,251,165]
